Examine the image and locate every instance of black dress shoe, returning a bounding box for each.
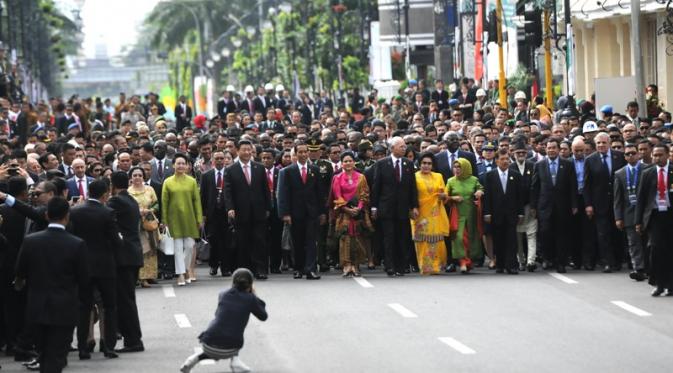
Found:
[445,263,457,273]
[87,340,96,353]
[305,272,321,280]
[78,351,91,360]
[293,271,303,279]
[209,268,218,276]
[221,271,232,277]
[270,268,282,274]
[507,268,519,275]
[403,268,411,274]
[526,264,537,272]
[518,264,526,272]
[25,360,40,371]
[602,265,612,273]
[651,287,665,297]
[664,289,673,297]
[386,270,395,277]
[103,350,119,359]
[583,265,595,271]
[410,266,419,273]
[14,348,38,362]
[557,266,567,274]
[495,268,505,274]
[394,271,404,277]
[254,273,268,280]
[319,265,330,273]
[542,261,552,270]
[116,344,144,353]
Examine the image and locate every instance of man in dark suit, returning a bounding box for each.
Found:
[151,141,174,185]
[583,132,627,272]
[69,180,122,359]
[224,140,271,279]
[260,148,283,273]
[217,88,238,118]
[55,104,77,135]
[66,158,93,200]
[476,142,497,184]
[107,172,144,353]
[484,149,525,274]
[635,143,673,296]
[569,137,596,270]
[277,143,326,280]
[430,79,450,110]
[57,143,76,179]
[614,143,648,281]
[201,151,233,277]
[530,137,578,273]
[510,141,538,272]
[174,95,193,133]
[14,197,88,373]
[253,86,270,116]
[434,132,478,181]
[371,137,419,276]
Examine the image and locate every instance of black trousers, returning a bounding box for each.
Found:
[78,277,117,352]
[157,250,175,277]
[116,266,142,347]
[382,218,411,272]
[36,324,73,373]
[538,212,571,266]
[267,215,283,271]
[595,212,624,267]
[207,215,234,273]
[574,195,597,266]
[648,209,673,289]
[291,218,318,273]
[1,281,27,349]
[235,221,268,274]
[493,219,518,270]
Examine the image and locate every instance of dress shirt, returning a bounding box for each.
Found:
[499,169,508,193]
[656,163,670,207]
[447,150,459,166]
[214,167,225,188]
[601,150,613,174]
[390,155,402,180]
[47,223,66,230]
[573,156,584,193]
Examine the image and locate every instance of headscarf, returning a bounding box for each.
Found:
[536,104,552,121]
[454,157,472,180]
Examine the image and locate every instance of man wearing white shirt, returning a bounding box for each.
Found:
[66,159,93,200]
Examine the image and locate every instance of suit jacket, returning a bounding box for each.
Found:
[174,103,193,128]
[217,98,238,118]
[200,168,228,219]
[476,161,496,184]
[509,160,535,206]
[58,163,74,178]
[370,156,419,220]
[66,176,94,199]
[483,169,524,225]
[0,203,27,280]
[9,199,48,233]
[635,165,673,230]
[277,163,325,220]
[69,200,123,278]
[259,120,284,134]
[224,161,271,223]
[614,163,648,227]
[253,96,270,115]
[431,90,450,110]
[583,150,626,216]
[107,191,143,267]
[530,157,578,222]
[151,158,174,184]
[55,114,76,135]
[434,150,478,182]
[15,227,88,326]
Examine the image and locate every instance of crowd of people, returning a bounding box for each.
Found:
[0,76,671,371]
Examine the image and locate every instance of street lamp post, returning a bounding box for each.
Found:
[173,2,205,80]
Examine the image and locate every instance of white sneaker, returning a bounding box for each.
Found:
[180,354,199,373]
[230,356,251,372]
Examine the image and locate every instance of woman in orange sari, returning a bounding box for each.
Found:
[411,152,449,274]
[331,151,374,277]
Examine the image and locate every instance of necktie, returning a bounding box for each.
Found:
[550,160,557,185]
[267,169,274,192]
[301,166,307,184]
[67,166,72,178]
[158,160,163,179]
[216,171,223,189]
[450,153,456,167]
[658,168,666,200]
[243,164,251,185]
[628,166,635,189]
[500,172,507,193]
[78,179,85,198]
[602,154,610,175]
[394,159,401,183]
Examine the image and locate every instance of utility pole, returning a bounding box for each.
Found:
[496,0,506,107]
[630,0,646,117]
[543,9,553,108]
[404,0,411,80]
[564,0,576,97]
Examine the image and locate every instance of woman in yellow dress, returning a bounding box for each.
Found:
[411,152,449,274]
[128,166,160,287]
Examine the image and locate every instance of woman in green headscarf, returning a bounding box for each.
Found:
[445,158,484,273]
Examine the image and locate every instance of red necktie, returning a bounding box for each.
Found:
[301,166,307,184]
[216,171,223,189]
[267,169,274,192]
[658,168,666,200]
[78,179,85,198]
[394,159,400,183]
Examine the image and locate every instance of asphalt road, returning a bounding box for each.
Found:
[2,266,672,373]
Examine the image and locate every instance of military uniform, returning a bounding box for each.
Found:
[308,139,336,270]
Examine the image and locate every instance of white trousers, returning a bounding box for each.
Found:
[174,237,195,275]
[516,205,538,265]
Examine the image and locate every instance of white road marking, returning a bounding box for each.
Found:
[549,272,578,284]
[162,285,176,298]
[438,337,477,354]
[611,301,652,317]
[193,347,215,365]
[387,303,418,318]
[353,277,374,288]
[174,314,192,328]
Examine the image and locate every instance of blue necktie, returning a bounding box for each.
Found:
[550,161,557,185]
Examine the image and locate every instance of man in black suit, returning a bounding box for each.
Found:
[430,79,450,110]
[434,132,478,181]
[635,143,673,296]
[69,180,122,359]
[583,132,627,272]
[510,141,538,272]
[371,137,419,276]
[201,151,233,277]
[174,95,193,133]
[484,149,525,274]
[57,143,76,179]
[217,88,238,118]
[253,86,270,117]
[224,140,271,279]
[614,143,648,281]
[14,197,88,373]
[55,104,77,135]
[260,148,283,273]
[107,172,144,353]
[277,143,326,280]
[530,137,578,273]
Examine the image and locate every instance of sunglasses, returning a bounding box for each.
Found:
[625,152,637,156]
[93,168,103,173]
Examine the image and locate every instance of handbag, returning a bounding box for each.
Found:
[196,227,210,262]
[142,211,159,232]
[159,226,174,255]
[281,223,293,252]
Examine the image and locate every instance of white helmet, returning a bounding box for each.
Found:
[275,84,285,92]
[476,88,486,97]
[514,91,527,100]
[244,85,254,93]
[226,85,235,92]
[264,83,274,91]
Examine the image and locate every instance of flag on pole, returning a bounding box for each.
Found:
[292,70,301,101]
[566,23,576,96]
